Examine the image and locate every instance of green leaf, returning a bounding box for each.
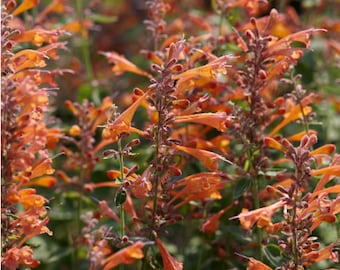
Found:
[115,189,127,206]
[263,244,282,267]
[90,13,117,24]
[233,178,251,199]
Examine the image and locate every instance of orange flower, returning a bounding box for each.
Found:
[102,241,144,270]
[16,189,47,210]
[175,145,231,171]
[173,55,229,93]
[38,42,68,60]
[201,203,234,234]
[9,69,72,87]
[310,165,340,177]
[100,51,152,78]
[231,200,286,230]
[153,232,183,270]
[174,112,231,132]
[9,49,47,72]
[1,246,40,269]
[286,130,317,141]
[27,176,56,188]
[169,172,230,209]
[225,0,269,16]
[98,200,120,223]
[11,0,38,16]
[129,165,153,199]
[266,28,326,57]
[35,0,69,24]
[311,144,336,156]
[303,243,339,266]
[269,104,312,136]
[14,29,65,47]
[247,257,272,270]
[17,217,52,248]
[102,90,149,142]
[264,136,286,153]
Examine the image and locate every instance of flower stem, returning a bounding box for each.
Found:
[252,174,263,259]
[117,138,126,238]
[291,186,299,270]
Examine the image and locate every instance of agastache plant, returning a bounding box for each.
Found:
[1,1,339,269]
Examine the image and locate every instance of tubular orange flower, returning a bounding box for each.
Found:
[98,200,120,223]
[102,241,144,270]
[35,0,68,24]
[169,172,230,209]
[14,29,66,47]
[174,112,231,132]
[303,242,339,266]
[9,49,47,72]
[11,0,38,16]
[247,257,272,270]
[201,203,234,234]
[17,217,52,248]
[58,20,93,38]
[266,28,326,56]
[231,200,286,230]
[27,176,56,188]
[175,145,231,171]
[173,55,229,92]
[129,165,153,199]
[9,69,73,87]
[310,165,340,177]
[269,104,312,136]
[102,90,149,142]
[153,232,183,270]
[100,51,152,78]
[311,144,336,156]
[37,42,68,60]
[264,136,286,153]
[1,246,40,269]
[102,91,149,142]
[286,130,317,141]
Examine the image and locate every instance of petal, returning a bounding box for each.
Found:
[9,50,47,72]
[175,145,231,171]
[231,200,286,230]
[247,257,272,270]
[201,204,233,234]
[311,144,336,156]
[12,0,39,16]
[264,136,286,153]
[100,51,152,78]
[102,90,149,142]
[286,130,317,141]
[102,241,144,270]
[14,29,65,47]
[27,176,56,187]
[153,232,183,270]
[174,112,231,132]
[269,105,312,136]
[311,165,340,177]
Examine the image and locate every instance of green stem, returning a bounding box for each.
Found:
[246,147,263,259]
[252,174,263,259]
[291,188,299,270]
[117,138,125,238]
[75,0,100,104]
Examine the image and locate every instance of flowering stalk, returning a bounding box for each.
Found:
[1,0,63,268]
